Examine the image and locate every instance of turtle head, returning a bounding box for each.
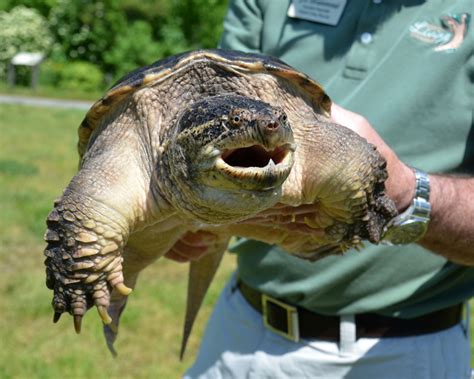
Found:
[159,94,295,223]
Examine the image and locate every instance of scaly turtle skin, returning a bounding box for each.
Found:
[43,49,397,356]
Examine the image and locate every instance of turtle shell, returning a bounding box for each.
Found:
[77,49,332,160]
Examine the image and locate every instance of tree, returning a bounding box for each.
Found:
[0,5,53,80]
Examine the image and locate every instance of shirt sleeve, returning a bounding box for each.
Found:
[219,0,264,52]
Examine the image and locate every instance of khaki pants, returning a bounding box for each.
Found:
[185,274,471,379]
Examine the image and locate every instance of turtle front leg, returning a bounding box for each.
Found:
[44,192,132,333]
[281,119,397,250]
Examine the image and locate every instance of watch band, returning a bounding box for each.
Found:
[412,169,431,220]
[414,169,430,204]
[381,168,431,245]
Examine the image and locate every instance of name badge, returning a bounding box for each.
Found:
[288,0,347,26]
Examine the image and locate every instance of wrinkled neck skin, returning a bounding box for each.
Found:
[157,119,283,226]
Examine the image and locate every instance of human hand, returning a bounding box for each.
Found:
[238,203,326,237]
[164,231,218,263]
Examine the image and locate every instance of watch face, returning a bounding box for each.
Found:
[382,219,428,246]
[382,170,431,246]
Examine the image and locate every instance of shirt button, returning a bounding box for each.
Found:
[373,0,382,4]
[361,32,373,44]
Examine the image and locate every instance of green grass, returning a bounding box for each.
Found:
[0,82,103,101]
[0,103,472,378]
[0,103,236,378]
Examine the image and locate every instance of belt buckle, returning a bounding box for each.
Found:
[261,294,300,342]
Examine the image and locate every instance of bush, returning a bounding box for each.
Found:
[48,0,126,72]
[1,0,229,90]
[104,20,163,79]
[40,60,104,92]
[48,0,227,80]
[56,61,104,92]
[0,0,58,16]
[38,60,63,87]
[0,5,53,80]
[172,0,227,49]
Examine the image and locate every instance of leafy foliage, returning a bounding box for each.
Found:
[103,20,162,78]
[173,0,228,49]
[48,0,127,70]
[0,5,53,79]
[1,0,229,92]
[0,0,57,16]
[58,61,104,91]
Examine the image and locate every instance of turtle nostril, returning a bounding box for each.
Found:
[265,121,280,131]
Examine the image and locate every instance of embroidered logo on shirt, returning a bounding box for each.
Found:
[409,13,470,52]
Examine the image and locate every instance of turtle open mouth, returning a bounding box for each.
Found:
[215,143,295,190]
[221,145,290,168]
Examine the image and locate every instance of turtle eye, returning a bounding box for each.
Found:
[280,114,287,123]
[230,114,242,127]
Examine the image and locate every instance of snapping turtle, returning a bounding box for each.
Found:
[43,49,397,356]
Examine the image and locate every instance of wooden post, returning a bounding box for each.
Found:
[9,52,44,89]
[32,64,40,89]
[7,62,15,87]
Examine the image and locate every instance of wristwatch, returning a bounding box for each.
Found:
[381,169,431,245]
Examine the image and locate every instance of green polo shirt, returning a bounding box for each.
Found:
[220,0,474,317]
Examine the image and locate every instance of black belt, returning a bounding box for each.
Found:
[238,279,463,342]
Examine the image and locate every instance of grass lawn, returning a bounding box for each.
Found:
[0,103,236,378]
[0,103,472,378]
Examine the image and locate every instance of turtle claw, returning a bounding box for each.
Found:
[74,315,83,334]
[115,283,132,296]
[53,312,62,323]
[97,305,113,325]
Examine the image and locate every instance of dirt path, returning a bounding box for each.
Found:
[0,94,93,110]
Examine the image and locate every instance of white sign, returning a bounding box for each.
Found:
[11,52,45,66]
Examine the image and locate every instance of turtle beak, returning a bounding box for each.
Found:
[214,142,295,191]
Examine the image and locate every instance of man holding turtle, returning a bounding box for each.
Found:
[169,1,473,377]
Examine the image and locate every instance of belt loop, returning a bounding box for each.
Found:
[462,302,470,337]
[231,273,240,294]
[339,314,356,356]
